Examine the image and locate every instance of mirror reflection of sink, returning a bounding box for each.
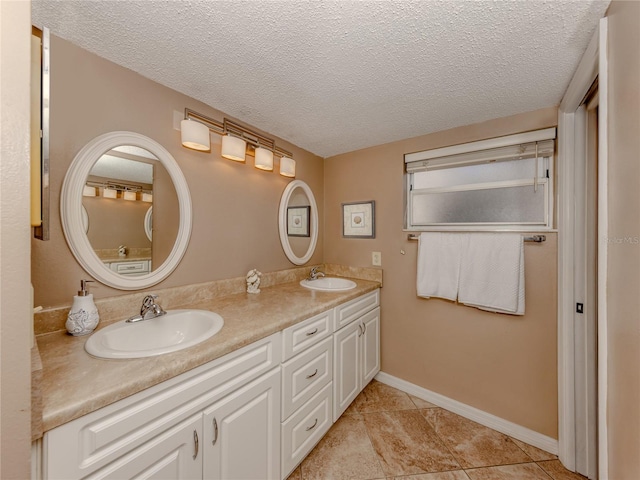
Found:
[85,309,224,359]
[300,277,357,291]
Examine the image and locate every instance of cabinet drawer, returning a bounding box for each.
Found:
[282,309,333,362]
[109,260,150,275]
[281,382,332,479]
[334,289,380,331]
[282,337,332,420]
[43,333,281,480]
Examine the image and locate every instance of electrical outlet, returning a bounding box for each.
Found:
[372,251,382,266]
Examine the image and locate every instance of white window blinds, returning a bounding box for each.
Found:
[404,128,556,230]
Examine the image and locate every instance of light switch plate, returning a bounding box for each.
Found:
[372,251,382,266]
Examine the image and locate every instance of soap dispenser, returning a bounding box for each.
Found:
[66,280,100,336]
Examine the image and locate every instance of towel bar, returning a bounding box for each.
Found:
[407,233,546,243]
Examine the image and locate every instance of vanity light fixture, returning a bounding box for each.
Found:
[123,190,137,201]
[221,134,247,162]
[102,187,117,199]
[180,118,210,151]
[180,108,294,176]
[254,146,274,171]
[142,192,153,203]
[279,157,296,178]
[83,185,97,197]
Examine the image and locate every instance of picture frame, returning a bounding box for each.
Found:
[342,201,375,238]
[287,206,310,237]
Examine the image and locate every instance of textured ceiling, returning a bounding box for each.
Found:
[32,0,610,158]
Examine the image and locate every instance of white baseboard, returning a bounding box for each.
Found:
[375,371,558,455]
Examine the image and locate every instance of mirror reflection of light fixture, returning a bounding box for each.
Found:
[123,190,137,201]
[180,119,210,151]
[180,108,294,175]
[280,157,296,178]
[102,187,118,199]
[255,147,274,171]
[221,134,247,162]
[83,185,97,197]
[142,192,153,203]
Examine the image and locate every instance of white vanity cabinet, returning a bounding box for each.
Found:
[82,414,203,479]
[39,287,381,480]
[105,259,151,276]
[280,310,334,479]
[203,368,280,480]
[42,334,281,480]
[333,290,380,421]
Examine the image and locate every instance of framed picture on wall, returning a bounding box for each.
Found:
[342,201,375,238]
[287,206,310,237]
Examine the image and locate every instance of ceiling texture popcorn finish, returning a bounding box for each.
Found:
[31,0,610,158]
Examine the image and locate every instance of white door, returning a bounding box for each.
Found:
[573,91,599,480]
[203,368,280,480]
[89,414,203,480]
[361,307,381,386]
[558,18,608,477]
[333,320,361,421]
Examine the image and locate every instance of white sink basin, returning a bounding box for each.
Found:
[85,309,224,359]
[300,277,357,291]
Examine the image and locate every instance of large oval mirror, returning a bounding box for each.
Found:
[278,180,318,265]
[61,131,192,290]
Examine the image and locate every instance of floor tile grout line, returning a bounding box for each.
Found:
[462,460,558,479]
[418,406,470,471]
[357,408,391,480]
[363,391,468,478]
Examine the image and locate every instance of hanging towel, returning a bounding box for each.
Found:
[416,232,466,301]
[458,233,525,315]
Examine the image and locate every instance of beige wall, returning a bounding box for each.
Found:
[31,36,324,307]
[605,1,640,477]
[84,197,152,250]
[325,107,559,437]
[0,1,34,477]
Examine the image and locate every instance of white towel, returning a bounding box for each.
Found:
[416,232,466,301]
[458,233,525,315]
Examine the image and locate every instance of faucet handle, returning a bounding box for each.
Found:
[141,294,159,315]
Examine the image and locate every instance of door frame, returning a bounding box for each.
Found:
[557,17,608,478]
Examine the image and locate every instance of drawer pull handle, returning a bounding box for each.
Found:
[212,418,218,446]
[193,430,199,460]
[306,328,318,336]
[306,369,318,379]
[305,418,318,431]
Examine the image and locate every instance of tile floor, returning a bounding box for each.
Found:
[287,380,586,480]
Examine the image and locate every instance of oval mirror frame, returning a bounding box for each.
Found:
[61,131,192,290]
[278,179,318,265]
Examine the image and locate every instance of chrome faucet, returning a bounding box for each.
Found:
[126,294,167,323]
[308,266,325,281]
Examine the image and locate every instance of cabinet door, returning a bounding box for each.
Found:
[333,320,361,421]
[87,414,202,480]
[361,307,381,387]
[203,368,281,480]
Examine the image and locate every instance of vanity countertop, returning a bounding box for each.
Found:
[36,278,380,432]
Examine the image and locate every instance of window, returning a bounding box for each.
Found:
[404,129,555,230]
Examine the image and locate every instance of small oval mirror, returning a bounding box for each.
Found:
[61,131,192,290]
[278,180,318,265]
